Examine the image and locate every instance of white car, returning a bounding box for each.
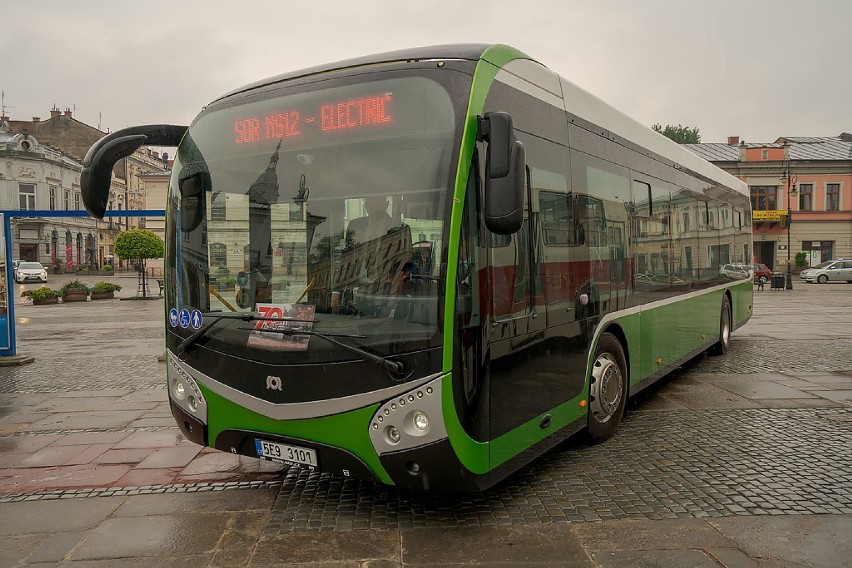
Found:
[719,264,749,280]
[15,261,48,283]
[799,259,852,284]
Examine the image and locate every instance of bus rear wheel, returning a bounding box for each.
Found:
[587,333,627,442]
[712,296,732,355]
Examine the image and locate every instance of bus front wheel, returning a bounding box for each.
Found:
[712,296,732,356]
[587,333,628,442]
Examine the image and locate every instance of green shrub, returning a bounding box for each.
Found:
[59,280,91,296]
[102,264,113,271]
[91,282,122,293]
[21,287,61,300]
[794,251,808,267]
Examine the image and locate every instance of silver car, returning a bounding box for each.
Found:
[15,261,48,283]
[799,259,852,284]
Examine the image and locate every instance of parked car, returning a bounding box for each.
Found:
[753,263,772,284]
[15,261,48,283]
[799,259,852,284]
[719,264,749,280]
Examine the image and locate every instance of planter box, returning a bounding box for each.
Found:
[62,292,89,303]
[32,297,59,305]
[91,291,115,300]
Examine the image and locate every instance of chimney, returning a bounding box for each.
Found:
[727,136,739,145]
[32,117,40,124]
[50,109,61,118]
[64,108,72,118]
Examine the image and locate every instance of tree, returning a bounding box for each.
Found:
[652,123,701,144]
[115,229,165,298]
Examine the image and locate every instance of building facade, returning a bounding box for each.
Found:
[686,134,852,270]
[0,126,97,268]
[2,108,170,269]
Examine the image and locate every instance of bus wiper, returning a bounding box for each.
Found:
[242,326,405,375]
[176,312,302,356]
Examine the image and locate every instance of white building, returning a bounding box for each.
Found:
[0,123,97,268]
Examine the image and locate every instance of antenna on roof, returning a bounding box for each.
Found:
[0,91,13,117]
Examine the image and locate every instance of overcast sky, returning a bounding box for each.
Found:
[3,0,850,144]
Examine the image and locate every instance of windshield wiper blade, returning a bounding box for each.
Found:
[243,326,404,374]
[177,311,305,356]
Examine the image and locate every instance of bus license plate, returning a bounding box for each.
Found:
[255,439,318,468]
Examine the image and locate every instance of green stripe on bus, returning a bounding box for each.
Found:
[440,45,533,474]
[200,384,394,485]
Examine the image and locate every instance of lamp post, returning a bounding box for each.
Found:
[780,160,797,290]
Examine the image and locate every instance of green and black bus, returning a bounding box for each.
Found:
[82,44,752,491]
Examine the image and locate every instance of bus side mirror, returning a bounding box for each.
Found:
[81,125,187,218]
[480,113,525,235]
[179,172,210,232]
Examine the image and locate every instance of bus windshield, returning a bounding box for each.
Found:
[167,71,465,362]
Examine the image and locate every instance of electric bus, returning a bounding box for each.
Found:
[81,44,752,491]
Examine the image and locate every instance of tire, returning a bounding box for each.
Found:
[817,274,828,284]
[712,296,732,356]
[758,276,768,285]
[587,333,628,442]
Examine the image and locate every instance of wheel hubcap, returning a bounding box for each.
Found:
[590,353,623,423]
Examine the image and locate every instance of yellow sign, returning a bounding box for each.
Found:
[752,210,786,221]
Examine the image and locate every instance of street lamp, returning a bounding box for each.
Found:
[780,160,797,290]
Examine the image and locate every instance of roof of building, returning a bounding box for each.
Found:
[683,143,738,162]
[684,134,852,163]
[776,136,852,160]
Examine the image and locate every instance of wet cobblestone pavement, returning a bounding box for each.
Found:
[263,405,852,533]
[0,285,851,565]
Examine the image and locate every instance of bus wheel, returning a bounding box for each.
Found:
[712,296,732,356]
[587,333,627,442]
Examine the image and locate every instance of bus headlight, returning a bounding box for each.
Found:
[167,352,208,424]
[385,425,401,444]
[368,374,447,455]
[412,411,429,432]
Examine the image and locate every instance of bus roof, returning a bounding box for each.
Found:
[211,44,493,105]
[209,43,747,198]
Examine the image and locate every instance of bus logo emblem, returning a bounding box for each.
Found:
[266,376,283,391]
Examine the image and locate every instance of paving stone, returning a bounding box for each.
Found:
[93,448,156,464]
[135,445,203,469]
[113,429,192,449]
[592,549,719,567]
[0,496,124,535]
[114,467,178,488]
[70,513,231,560]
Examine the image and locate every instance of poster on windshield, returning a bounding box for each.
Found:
[247,304,315,350]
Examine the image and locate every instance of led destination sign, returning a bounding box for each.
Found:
[234,93,393,145]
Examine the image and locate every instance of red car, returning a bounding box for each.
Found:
[753,263,772,284]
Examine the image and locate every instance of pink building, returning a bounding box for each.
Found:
[687,134,852,270]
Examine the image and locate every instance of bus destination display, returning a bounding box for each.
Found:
[234,93,393,144]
